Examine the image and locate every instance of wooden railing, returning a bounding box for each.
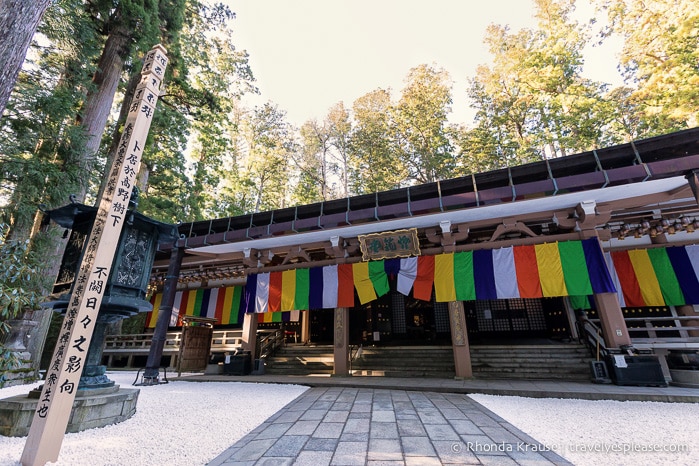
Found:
[588,315,699,350]
[103,330,244,355]
[102,329,288,369]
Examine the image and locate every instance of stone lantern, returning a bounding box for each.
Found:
[41,194,176,389]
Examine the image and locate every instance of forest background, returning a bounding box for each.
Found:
[0,0,697,373]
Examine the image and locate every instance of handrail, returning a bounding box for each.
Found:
[576,315,609,360]
[257,329,285,359]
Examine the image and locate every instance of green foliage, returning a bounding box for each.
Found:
[349,89,405,193]
[466,0,611,165]
[0,224,50,372]
[596,0,699,131]
[393,64,455,183]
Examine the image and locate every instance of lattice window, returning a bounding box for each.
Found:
[391,291,406,334]
[434,300,450,333]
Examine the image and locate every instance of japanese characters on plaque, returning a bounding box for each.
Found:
[358,228,421,261]
[26,45,168,458]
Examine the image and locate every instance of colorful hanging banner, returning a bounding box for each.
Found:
[146,285,245,328]
[431,239,611,302]
[608,244,699,307]
[149,239,699,321]
[239,238,616,312]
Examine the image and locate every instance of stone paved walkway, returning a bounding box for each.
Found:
[208,386,573,465]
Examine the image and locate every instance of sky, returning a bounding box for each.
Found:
[225,0,623,128]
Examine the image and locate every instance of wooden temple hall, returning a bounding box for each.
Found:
[143,127,699,381]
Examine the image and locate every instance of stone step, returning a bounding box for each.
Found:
[266,343,593,380]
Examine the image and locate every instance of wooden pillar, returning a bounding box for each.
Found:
[301,310,311,344]
[333,307,350,376]
[676,305,699,337]
[448,301,472,378]
[593,292,631,348]
[144,246,183,380]
[242,313,258,361]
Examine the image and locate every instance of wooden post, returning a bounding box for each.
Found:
[241,313,258,361]
[21,45,168,466]
[448,301,473,378]
[593,292,632,348]
[300,310,310,344]
[333,307,350,376]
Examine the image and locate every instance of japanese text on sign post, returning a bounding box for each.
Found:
[21,45,168,466]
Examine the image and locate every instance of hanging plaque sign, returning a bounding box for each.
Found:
[358,228,420,261]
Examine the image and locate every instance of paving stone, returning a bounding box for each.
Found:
[265,435,309,457]
[255,457,293,465]
[372,410,396,422]
[292,450,333,466]
[324,410,350,423]
[275,410,304,423]
[255,423,294,440]
[475,455,520,466]
[479,425,527,444]
[343,417,370,434]
[313,422,345,439]
[289,420,320,435]
[367,438,403,461]
[404,456,442,466]
[304,438,339,451]
[432,440,481,464]
[350,403,371,413]
[300,409,329,421]
[424,423,460,441]
[439,408,468,420]
[208,386,575,466]
[400,436,436,456]
[370,421,399,439]
[449,419,484,435]
[417,410,448,425]
[340,431,369,442]
[332,402,353,411]
[396,419,427,436]
[287,401,314,411]
[330,441,367,465]
[228,438,277,461]
[311,401,334,410]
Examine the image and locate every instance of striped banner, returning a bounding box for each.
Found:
[241,238,615,312]
[146,286,245,328]
[257,310,301,323]
[149,239,699,324]
[431,239,611,302]
[609,244,699,307]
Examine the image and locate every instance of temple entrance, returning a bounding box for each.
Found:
[464,297,572,344]
[308,295,573,346]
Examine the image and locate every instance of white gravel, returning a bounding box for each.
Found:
[0,372,308,465]
[469,393,699,465]
[1,372,698,465]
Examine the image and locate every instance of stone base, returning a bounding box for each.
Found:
[0,353,37,388]
[0,385,139,437]
[669,369,699,389]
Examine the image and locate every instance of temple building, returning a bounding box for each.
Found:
[143,127,699,381]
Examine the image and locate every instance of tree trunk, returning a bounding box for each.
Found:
[72,20,132,201]
[0,0,53,116]
[97,67,142,200]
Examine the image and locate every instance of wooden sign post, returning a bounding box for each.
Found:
[20,44,168,466]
